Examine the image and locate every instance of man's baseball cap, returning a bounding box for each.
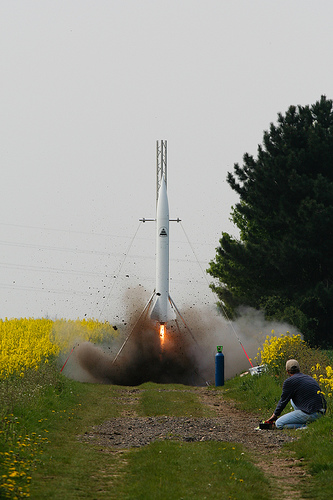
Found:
[286,359,300,372]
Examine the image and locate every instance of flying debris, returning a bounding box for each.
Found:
[61,142,258,386]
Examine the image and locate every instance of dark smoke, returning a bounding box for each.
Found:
[70,315,206,386]
[61,290,299,386]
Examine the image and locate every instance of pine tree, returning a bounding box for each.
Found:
[208,96,333,347]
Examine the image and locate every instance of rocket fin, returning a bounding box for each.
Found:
[150,293,176,322]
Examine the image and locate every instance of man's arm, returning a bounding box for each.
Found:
[266,379,293,422]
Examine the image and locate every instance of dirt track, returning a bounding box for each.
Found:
[81,386,308,500]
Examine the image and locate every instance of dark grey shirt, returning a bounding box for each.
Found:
[274,372,324,416]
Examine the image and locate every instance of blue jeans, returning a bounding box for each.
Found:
[275,400,323,429]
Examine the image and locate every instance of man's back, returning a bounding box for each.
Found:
[278,372,323,414]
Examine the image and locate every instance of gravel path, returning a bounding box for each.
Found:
[80,386,308,499]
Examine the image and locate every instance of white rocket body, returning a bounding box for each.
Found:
[150,176,176,323]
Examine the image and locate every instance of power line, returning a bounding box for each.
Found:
[0,221,218,247]
[0,283,90,295]
[0,221,129,239]
[180,222,253,368]
[0,239,124,257]
[0,262,106,276]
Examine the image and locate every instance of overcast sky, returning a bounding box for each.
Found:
[1,0,333,325]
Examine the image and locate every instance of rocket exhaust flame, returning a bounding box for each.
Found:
[159,323,166,349]
[159,323,165,340]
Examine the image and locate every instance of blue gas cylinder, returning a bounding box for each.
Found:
[215,346,224,386]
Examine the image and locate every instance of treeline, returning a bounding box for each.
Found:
[208,96,333,348]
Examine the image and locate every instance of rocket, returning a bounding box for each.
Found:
[111,142,189,365]
[150,175,176,324]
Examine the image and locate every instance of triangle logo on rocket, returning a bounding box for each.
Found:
[159,227,168,237]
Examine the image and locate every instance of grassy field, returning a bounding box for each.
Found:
[1,370,273,500]
[1,365,332,499]
[223,372,333,500]
[1,326,333,499]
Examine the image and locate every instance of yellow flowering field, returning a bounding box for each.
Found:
[51,317,117,353]
[0,318,117,379]
[257,332,306,370]
[257,332,333,402]
[311,364,333,399]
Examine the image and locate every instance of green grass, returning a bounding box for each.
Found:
[2,355,333,499]
[0,370,126,499]
[1,371,275,499]
[283,415,333,499]
[30,381,272,500]
[222,373,282,414]
[110,441,272,500]
[222,369,333,500]
[138,382,213,417]
[15,382,132,499]
[28,380,273,499]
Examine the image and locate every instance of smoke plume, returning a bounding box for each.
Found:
[60,288,299,386]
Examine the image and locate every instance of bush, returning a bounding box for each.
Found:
[256,333,332,413]
[257,332,330,379]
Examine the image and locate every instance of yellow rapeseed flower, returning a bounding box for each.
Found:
[0,318,117,380]
[257,333,305,367]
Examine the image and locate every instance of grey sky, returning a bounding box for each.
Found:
[1,0,333,323]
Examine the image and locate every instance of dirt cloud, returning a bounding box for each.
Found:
[61,290,299,386]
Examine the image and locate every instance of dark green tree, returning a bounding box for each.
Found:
[207,96,333,347]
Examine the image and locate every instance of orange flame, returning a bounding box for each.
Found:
[159,323,165,341]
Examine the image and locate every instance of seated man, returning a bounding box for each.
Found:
[266,359,326,429]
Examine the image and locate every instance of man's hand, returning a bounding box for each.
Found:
[265,414,277,424]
